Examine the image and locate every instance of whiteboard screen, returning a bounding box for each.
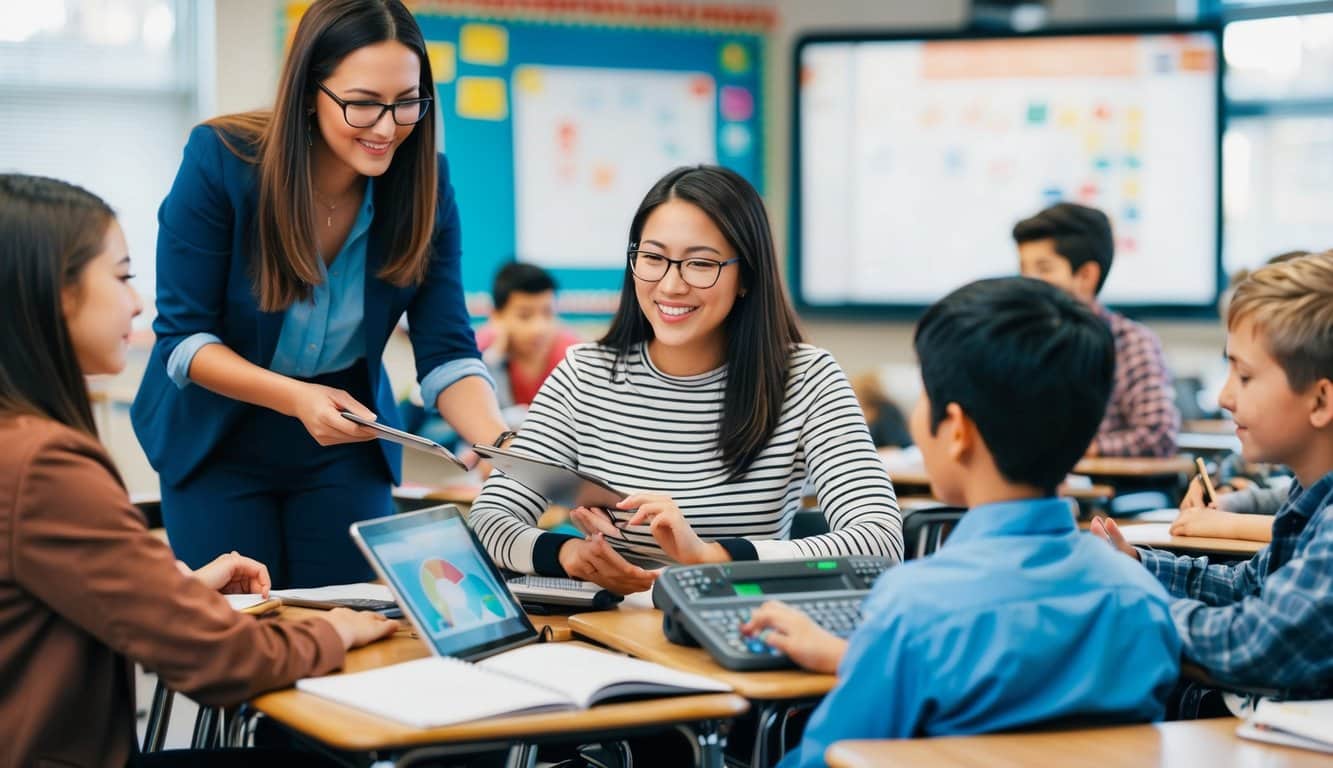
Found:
[795,29,1220,309]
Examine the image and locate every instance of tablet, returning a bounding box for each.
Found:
[341,411,468,471]
[349,505,538,660]
[472,444,627,511]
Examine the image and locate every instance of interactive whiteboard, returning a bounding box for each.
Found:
[794,27,1221,311]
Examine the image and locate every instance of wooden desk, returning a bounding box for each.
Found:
[246,609,745,766]
[1074,455,1197,478]
[1084,520,1266,558]
[570,608,836,768]
[824,718,1327,768]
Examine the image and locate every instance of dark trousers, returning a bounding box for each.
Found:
[161,364,394,589]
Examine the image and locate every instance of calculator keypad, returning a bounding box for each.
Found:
[698,597,865,659]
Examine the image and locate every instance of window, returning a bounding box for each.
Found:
[0,0,206,325]
[1216,1,1333,274]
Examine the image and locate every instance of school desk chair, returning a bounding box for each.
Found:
[901,507,966,560]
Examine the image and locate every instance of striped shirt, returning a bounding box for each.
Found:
[469,343,904,575]
[1094,304,1180,457]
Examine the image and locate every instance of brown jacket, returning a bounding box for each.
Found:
[0,415,346,767]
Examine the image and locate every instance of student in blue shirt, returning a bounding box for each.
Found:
[1093,252,1333,699]
[744,277,1181,766]
[131,0,509,588]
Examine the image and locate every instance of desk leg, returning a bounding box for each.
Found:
[750,703,781,768]
[694,719,726,768]
[504,743,537,768]
[142,680,175,752]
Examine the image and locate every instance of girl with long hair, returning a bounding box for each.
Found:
[469,166,903,594]
[0,174,396,767]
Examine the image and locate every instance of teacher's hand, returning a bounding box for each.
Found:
[290,382,378,446]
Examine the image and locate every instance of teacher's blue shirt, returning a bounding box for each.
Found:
[779,498,1181,768]
[133,124,491,487]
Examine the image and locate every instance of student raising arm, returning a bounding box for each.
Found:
[0,175,397,768]
[468,166,903,593]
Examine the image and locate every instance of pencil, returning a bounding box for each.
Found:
[1194,457,1218,504]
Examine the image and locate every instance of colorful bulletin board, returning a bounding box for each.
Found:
[285,1,771,317]
[794,25,1222,315]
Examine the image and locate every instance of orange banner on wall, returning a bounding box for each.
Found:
[922,37,1143,79]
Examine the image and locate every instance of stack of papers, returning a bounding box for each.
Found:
[1238,699,1333,754]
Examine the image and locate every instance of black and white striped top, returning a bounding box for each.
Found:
[469,342,903,574]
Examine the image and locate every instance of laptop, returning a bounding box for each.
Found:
[350,505,538,661]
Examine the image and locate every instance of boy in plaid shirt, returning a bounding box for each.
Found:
[1015,203,1180,457]
[1094,252,1333,698]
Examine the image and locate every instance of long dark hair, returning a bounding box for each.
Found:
[601,166,804,478]
[0,174,115,437]
[206,0,438,311]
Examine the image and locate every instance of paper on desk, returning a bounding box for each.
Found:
[1114,523,1175,545]
[272,583,394,603]
[225,594,270,611]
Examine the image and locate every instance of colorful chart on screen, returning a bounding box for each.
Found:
[419,557,508,632]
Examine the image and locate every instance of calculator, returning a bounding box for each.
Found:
[653,556,892,670]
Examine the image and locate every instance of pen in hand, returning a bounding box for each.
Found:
[1194,457,1218,505]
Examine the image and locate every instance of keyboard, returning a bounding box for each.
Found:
[701,597,865,659]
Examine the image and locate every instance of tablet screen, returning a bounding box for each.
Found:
[352,506,536,660]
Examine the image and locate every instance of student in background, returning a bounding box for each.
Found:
[131,0,509,588]
[1093,252,1333,698]
[744,277,1179,765]
[0,174,396,768]
[1014,202,1180,457]
[850,371,912,449]
[475,262,580,424]
[469,166,903,594]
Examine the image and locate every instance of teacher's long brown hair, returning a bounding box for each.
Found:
[207,0,438,311]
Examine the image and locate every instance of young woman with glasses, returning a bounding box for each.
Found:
[132,0,509,588]
[469,166,904,595]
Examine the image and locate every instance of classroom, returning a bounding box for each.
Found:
[2,0,1331,766]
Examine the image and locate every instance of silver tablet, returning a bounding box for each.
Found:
[472,444,627,511]
[341,411,468,471]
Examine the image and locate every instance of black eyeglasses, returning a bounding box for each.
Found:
[316,82,433,128]
[628,248,739,289]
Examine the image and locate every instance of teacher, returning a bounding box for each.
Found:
[133,0,508,587]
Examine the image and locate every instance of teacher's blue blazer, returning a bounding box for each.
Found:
[131,125,481,487]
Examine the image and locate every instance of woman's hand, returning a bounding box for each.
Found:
[557,533,658,595]
[287,382,378,446]
[179,551,272,597]
[741,601,847,674]
[614,494,729,565]
[321,607,400,651]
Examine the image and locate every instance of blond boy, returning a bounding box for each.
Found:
[1094,252,1333,696]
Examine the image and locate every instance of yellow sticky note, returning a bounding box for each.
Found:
[720,42,750,74]
[1056,107,1079,128]
[1083,131,1103,153]
[460,23,508,66]
[427,42,455,84]
[1123,178,1140,198]
[456,77,507,121]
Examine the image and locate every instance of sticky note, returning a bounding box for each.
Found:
[456,77,507,121]
[427,42,455,84]
[720,86,754,122]
[460,23,508,66]
[721,42,750,74]
[515,66,544,95]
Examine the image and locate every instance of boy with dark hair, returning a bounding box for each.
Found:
[476,262,580,418]
[1014,202,1180,457]
[1094,252,1333,698]
[746,277,1180,767]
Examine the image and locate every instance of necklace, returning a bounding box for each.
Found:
[312,190,342,228]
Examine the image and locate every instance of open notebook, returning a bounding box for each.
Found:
[1237,698,1333,755]
[296,643,729,728]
